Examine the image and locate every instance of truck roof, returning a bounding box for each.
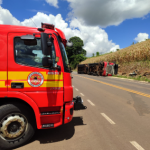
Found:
[0,24,38,33]
[0,25,66,40]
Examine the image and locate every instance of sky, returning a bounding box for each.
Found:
[0,0,150,57]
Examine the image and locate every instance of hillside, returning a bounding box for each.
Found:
[80,40,150,78]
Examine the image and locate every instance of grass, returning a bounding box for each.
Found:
[87,52,113,58]
[112,74,150,82]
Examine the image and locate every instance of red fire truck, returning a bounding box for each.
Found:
[0,23,83,150]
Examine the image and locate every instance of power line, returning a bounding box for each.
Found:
[29,16,37,27]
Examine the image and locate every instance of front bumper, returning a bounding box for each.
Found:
[64,96,84,124]
[64,101,74,124]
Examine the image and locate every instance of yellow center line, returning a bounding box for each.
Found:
[74,75,150,98]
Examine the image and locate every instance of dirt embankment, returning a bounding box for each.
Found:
[80,40,150,78]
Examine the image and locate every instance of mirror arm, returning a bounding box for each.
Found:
[51,65,61,71]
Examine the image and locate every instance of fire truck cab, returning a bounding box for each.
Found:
[0,23,81,150]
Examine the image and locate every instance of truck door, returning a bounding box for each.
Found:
[7,32,64,108]
[0,33,7,94]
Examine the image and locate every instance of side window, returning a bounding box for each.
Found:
[14,37,56,68]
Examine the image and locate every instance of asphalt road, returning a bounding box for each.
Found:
[16,72,150,150]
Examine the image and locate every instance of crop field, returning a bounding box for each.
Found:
[79,40,150,81]
[80,40,150,65]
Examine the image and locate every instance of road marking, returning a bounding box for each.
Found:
[130,141,145,150]
[74,75,150,98]
[108,76,150,84]
[101,113,115,125]
[80,93,84,96]
[75,88,79,91]
[87,100,95,106]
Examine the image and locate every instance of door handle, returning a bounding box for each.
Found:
[11,83,24,88]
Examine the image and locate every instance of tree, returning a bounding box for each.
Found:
[116,49,120,51]
[92,53,95,57]
[96,52,99,56]
[132,42,134,45]
[66,36,87,69]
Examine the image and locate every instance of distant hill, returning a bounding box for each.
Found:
[80,39,150,77]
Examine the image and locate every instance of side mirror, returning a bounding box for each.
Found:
[42,57,53,68]
[66,40,73,47]
[41,33,52,55]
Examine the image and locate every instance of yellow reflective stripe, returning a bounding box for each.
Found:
[8,72,31,80]
[42,72,63,80]
[0,72,7,80]
[41,81,63,87]
[0,81,6,87]
[8,81,63,88]
[8,72,63,80]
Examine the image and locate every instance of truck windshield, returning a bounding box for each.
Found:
[14,37,56,68]
[60,42,70,71]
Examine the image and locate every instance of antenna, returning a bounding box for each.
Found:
[29,16,37,27]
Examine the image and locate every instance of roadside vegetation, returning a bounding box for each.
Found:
[80,39,150,64]
[66,36,87,69]
[113,74,150,83]
[78,39,150,82]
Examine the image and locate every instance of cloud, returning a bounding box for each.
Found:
[66,0,150,27]
[134,33,149,42]
[45,0,58,8]
[0,0,2,5]
[110,45,120,52]
[0,6,120,57]
[0,6,21,25]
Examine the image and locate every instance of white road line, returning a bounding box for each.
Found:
[87,100,95,106]
[80,93,84,96]
[108,77,150,85]
[130,141,145,150]
[101,113,115,125]
[75,88,79,91]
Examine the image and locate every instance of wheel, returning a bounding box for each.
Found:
[0,104,36,150]
[97,71,100,76]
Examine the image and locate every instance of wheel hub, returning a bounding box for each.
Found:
[0,115,26,139]
[8,122,20,133]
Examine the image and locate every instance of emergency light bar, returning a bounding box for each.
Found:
[41,23,55,30]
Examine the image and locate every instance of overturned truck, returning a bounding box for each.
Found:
[77,64,88,74]
[77,61,118,76]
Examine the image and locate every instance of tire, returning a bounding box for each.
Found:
[0,104,36,150]
[97,71,100,76]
